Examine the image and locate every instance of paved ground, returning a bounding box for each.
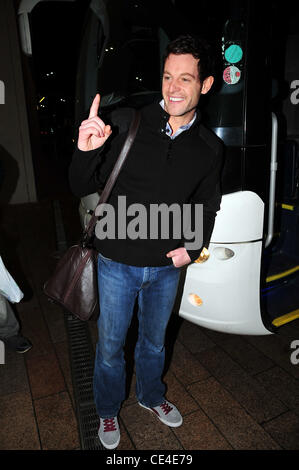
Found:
[0,197,299,451]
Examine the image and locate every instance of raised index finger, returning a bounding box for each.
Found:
[88,93,100,118]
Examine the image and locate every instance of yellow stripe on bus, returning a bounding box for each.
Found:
[281,204,294,211]
[266,265,299,283]
[272,309,299,327]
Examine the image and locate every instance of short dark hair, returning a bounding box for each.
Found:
[164,34,215,83]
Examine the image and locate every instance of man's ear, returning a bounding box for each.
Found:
[201,76,214,95]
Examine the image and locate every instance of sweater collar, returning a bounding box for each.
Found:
[159,99,197,138]
[159,99,197,127]
[141,100,202,135]
[158,99,201,126]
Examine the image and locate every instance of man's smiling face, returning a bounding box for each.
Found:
[162,53,213,130]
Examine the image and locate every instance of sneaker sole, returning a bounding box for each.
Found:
[98,432,120,450]
[138,402,183,428]
[16,346,32,354]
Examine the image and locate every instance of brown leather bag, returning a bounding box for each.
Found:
[43,109,141,321]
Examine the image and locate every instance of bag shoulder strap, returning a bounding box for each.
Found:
[84,109,141,240]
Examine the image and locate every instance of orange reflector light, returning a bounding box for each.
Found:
[194,247,210,264]
[188,293,203,307]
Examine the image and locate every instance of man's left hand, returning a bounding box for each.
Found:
[166,247,191,268]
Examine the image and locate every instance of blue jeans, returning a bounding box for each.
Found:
[93,253,181,418]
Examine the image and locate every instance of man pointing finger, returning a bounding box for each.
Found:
[78,94,112,151]
[69,34,223,450]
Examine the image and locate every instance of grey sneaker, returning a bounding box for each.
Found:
[98,416,120,449]
[138,400,183,427]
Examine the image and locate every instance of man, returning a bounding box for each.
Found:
[69,34,223,449]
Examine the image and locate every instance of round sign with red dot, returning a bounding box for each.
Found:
[223,65,241,85]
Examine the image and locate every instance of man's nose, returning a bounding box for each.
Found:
[169,79,180,93]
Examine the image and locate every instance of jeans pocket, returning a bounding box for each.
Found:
[169,261,180,269]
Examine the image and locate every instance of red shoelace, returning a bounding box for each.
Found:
[103,418,117,432]
[160,401,173,415]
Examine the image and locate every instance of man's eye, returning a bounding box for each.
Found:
[182,78,190,82]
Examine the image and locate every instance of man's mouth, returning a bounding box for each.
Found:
[169,97,184,102]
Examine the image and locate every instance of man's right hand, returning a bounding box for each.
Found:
[77,94,112,151]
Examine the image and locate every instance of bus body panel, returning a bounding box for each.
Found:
[178,191,272,335]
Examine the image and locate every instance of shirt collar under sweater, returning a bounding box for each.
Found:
[159,99,197,139]
[140,100,202,138]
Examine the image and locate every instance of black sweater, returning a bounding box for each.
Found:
[69,101,224,267]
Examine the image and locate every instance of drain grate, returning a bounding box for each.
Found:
[52,200,102,449]
[65,313,103,450]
